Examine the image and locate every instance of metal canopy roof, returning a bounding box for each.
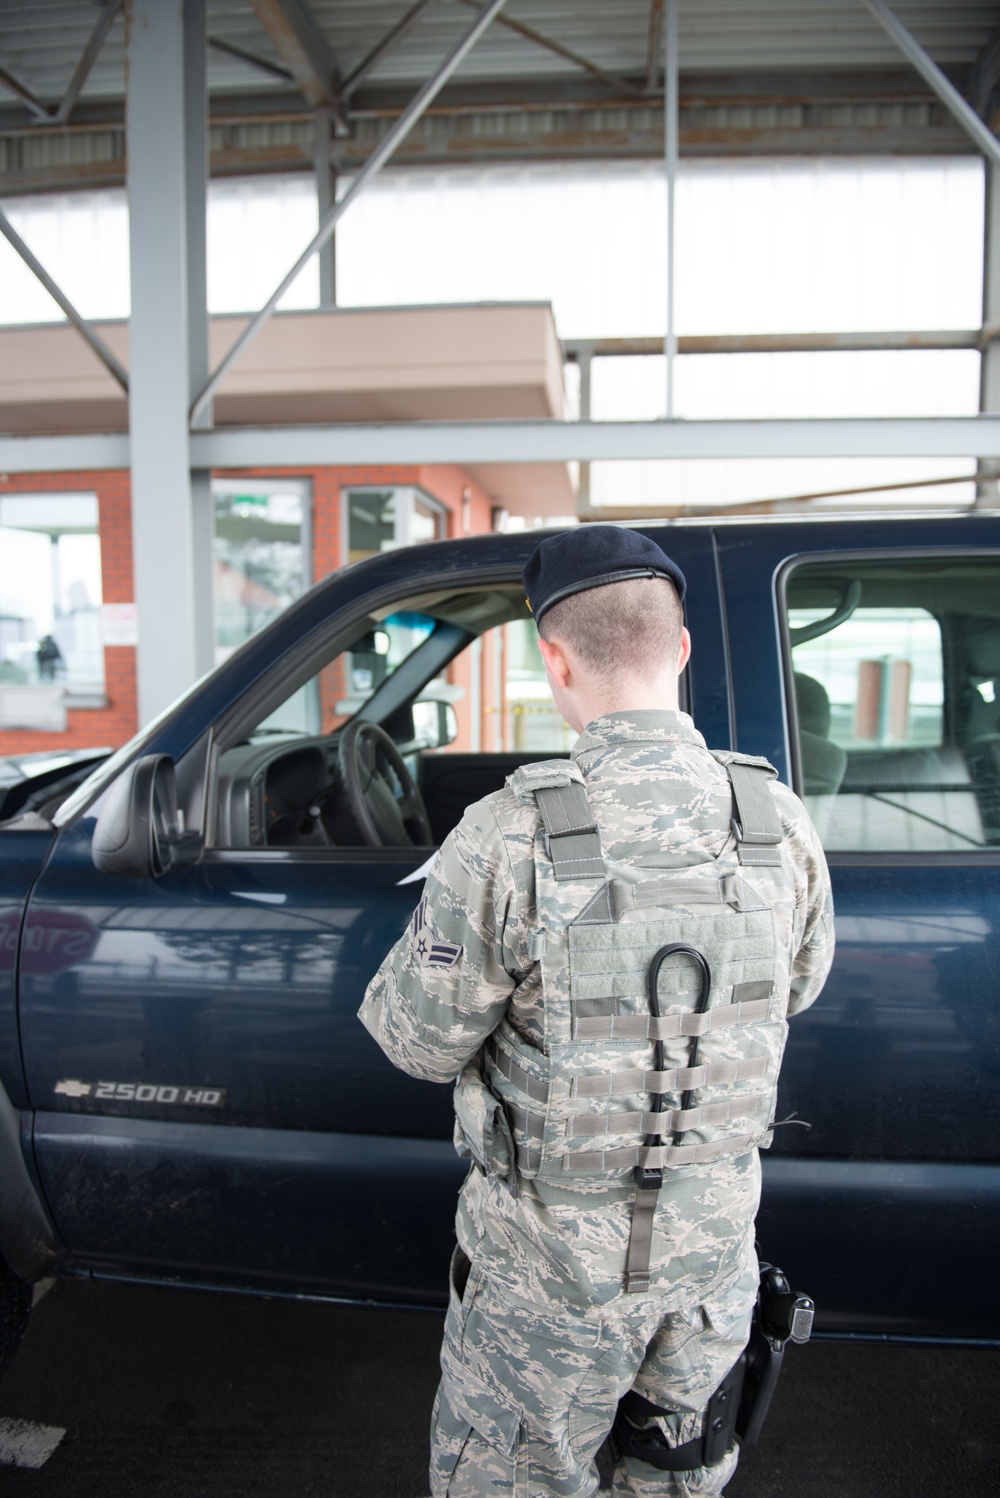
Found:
[2,2,1000,101]
[2,1,1000,192]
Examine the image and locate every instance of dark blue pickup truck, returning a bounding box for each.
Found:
[1,514,998,1372]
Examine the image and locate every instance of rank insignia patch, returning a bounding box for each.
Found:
[410,896,463,969]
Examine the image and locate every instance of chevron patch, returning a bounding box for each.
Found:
[410,896,463,969]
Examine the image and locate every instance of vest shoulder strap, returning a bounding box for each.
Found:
[711,753,784,868]
[506,759,606,882]
[710,749,778,776]
[506,758,584,803]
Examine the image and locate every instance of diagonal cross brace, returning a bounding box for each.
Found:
[860,0,1000,172]
[190,0,509,426]
[0,207,129,391]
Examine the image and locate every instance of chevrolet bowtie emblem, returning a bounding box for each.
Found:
[54,1079,93,1099]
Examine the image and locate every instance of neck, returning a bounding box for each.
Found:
[571,678,680,734]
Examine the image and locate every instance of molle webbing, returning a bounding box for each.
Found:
[572,1053,769,1098]
[504,1100,764,1175]
[486,1034,549,1106]
[728,761,783,867]
[535,782,605,881]
[604,874,768,918]
[569,1097,764,1138]
[572,980,774,1041]
[568,1132,758,1172]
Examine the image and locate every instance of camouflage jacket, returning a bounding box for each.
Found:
[359,709,834,1311]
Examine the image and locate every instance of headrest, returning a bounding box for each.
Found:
[965,620,1000,679]
[794,672,831,738]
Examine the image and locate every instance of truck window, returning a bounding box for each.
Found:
[784,559,1000,853]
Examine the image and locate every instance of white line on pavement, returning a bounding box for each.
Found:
[0,1415,67,1469]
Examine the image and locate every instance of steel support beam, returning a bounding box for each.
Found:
[0,434,130,471]
[860,0,1000,171]
[0,207,129,388]
[185,0,215,680]
[978,163,1000,506]
[127,0,209,723]
[188,417,1000,466]
[247,0,346,128]
[645,0,664,94]
[969,23,1000,118]
[2,70,984,194]
[4,418,1000,475]
[207,35,294,83]
[455,0,641,98]
[53,0,124,126]
[314,107,336,306]
[583,470,988,522]
[341,0,439,101]
[577,351,593,513]
[0,63,50,122]
[190,0,509,426]
[663,0,678,418]
[566,330,984,357]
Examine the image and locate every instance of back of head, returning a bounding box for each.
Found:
[523,525,686,694]
[539,576,683,692]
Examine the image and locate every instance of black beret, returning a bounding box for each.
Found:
[523,526,687,626]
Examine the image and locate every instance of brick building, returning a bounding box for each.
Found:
[0,304,574,757]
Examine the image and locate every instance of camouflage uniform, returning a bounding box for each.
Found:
[360,710,834,1497]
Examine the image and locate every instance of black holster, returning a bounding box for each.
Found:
[612,1262,814,1473]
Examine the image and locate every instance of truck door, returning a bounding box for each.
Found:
[716,518,1000,1339]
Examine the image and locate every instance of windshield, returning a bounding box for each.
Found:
[249,611,439,740]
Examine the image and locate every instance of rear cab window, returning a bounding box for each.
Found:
[783,558,1000,853]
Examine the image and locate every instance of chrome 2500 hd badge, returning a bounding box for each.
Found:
[55,1079,226,1108]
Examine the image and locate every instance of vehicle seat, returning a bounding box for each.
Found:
[963,622,1000,840]
[794,672,847,796]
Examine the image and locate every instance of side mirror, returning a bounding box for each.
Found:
[436,702,458,747]
[92,754,197,877]
[408,699,458,749]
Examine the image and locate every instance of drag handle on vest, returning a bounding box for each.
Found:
[633,944,713,1193]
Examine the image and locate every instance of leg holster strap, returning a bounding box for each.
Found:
[613,1354,745,1472]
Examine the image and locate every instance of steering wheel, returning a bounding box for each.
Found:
[337,720,434,848]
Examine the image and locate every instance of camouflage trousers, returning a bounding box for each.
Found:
[430,1247,757,1498]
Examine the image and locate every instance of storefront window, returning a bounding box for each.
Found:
[346,487,445,563]
[213,481,309,662]
[0,494,104,705]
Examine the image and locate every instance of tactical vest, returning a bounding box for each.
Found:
[467,751,796,1293]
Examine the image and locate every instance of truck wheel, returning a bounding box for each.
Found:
[0,1256,31,1380]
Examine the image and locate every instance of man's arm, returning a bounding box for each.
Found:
[774,783,836,1017]
[358,798,526,1083]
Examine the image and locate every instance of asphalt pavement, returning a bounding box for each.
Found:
[0,1278,997,1496]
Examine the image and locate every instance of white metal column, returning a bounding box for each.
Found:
[979,163,1000,504]
[663,0,678,419]
[185,0,215,679]
[127,0,208,721]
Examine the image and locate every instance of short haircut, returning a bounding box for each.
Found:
[538,575,684,688]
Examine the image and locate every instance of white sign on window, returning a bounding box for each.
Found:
[101,604,138,646]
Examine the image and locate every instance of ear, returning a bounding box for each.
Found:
[538,635,571,688]
[678,627,692,674]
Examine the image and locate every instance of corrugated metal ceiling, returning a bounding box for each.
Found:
[1,1,999,110]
